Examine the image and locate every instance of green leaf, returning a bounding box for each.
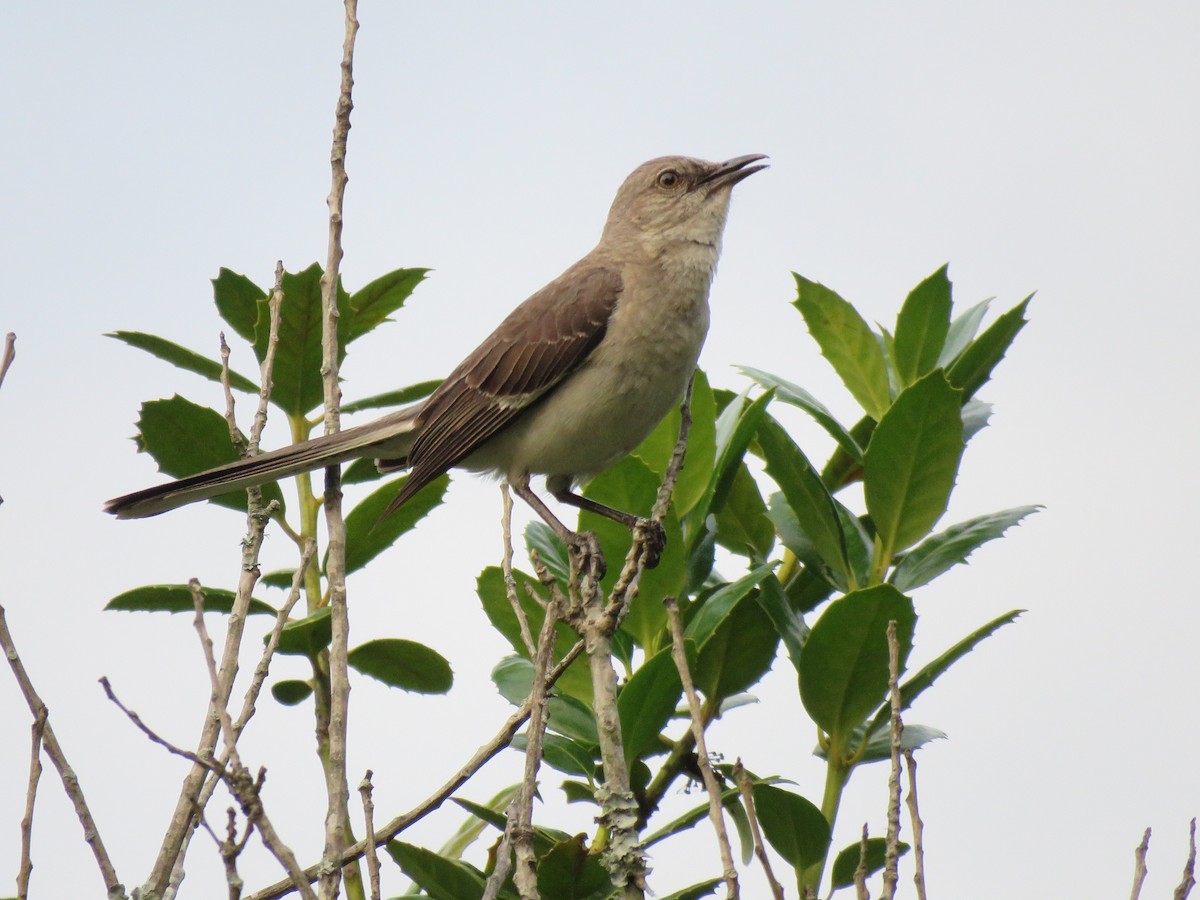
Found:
[338,473,448,575]
[478,569,592,703]
[491,656,598,745]
[106,331,260,394]
[820,415,876,492]
[348,638,452,694]
[212,267,266,343]
[739,366,863,462]
[830,837,910,888]
[758,415,848,581]
[946,294,1032,401]
[962,398,993,442]
[580,455,685,651]
[865,609,1023,741]
[843,721,947,763]
[618,645,685,761]
[134,395,286,514]
[260,569,297,590]
[385,841,488,900]
[341,378,441,415]
[524,521,572,584]
[341,458,386,485]
[657,878,723,900]
[250,262,340,416]
[684,564,775,651]
[712,461,774,559]
[892,265,952,388]
[891,506,1041,591]
[694,584,780,705]
[270,680,313,706]
[864,371,965,562]
[105,585,276,616]
[799,585,915,751]
[686,389,773,549]
[754,572,809,673]
[438,786,519,859]
[518,733,596,778]
[631,369,717,518]
[643,788,741,848]
[537,834,612,899]
[938,297,992,367]
[752,783,831,869]
[275,607,331,657]
[341,267,428,344]
[793,273,890,421]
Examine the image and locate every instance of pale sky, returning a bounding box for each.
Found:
[1,2,1198,898]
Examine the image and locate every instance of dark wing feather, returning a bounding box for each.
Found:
[383,263,622,513]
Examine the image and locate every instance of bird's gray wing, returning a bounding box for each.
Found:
[383,263,622,513]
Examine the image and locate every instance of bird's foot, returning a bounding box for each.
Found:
[633,518,667,569]
[567,530,607,581]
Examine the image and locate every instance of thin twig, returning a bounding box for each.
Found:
[102,677,317,900]
[219,333,247,454]
[502,483,537,657]
[245,640,586,900]
[482,806,516,900]
[316,4,359,896]
[1176,819,1196,900]
[666,597,737,898]
[17,708,46,900]
[359,772,381,900]
[190,581,241,762]
[903,749,928,900]
[165,540,316,899]
[733,762,784,900]
[0,607,126,898]
[513,597,562,897]
[0,331,15,393]
[854,824,870,900]
[1131,827,1151,900]
[881,621,903,899]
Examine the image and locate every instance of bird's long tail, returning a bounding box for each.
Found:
[104,405,421,519]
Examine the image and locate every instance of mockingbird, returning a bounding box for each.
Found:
[106,154,767,570]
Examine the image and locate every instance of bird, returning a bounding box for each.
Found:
[105,154,767,572]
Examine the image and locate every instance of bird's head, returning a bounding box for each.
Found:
[601,154,767,258]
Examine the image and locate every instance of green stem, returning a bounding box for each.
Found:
[800,749,853,895]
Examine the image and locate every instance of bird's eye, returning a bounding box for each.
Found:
[656,170,681,189]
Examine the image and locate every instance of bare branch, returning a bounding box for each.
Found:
[733,762,784,900]
[501,483,537,657]
[666,597,738,898]
[1176,819,1196,900]
[358,772,381,900]
[316,3,360,895]
[17,708,46,900]
[0,605,125,898]
[513,596,562,897]
[881,620,903,899]
[903,749,928,900]
[854,824,870,900]
[1131,827,1151,900]
[103,677,316,900]
[245,640,586,900]
[0,331,15,393]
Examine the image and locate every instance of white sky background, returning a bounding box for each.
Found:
[1,2,1197,897]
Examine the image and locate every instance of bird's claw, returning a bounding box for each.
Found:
[568,530,607,580]
[634,518,667,569]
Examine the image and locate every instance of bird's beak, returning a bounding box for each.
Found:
[698,153,770,190]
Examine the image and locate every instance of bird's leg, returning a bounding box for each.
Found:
[509,475,607,579]
[549,485,666,571]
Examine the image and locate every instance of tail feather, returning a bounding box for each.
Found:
[105,406,420,519]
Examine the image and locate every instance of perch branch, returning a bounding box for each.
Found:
[666,597,738,898]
